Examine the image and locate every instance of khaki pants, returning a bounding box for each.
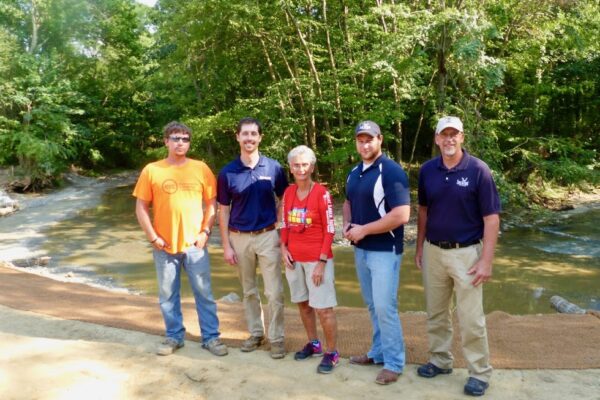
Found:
[229,229,284,343]
[422,241,492,381]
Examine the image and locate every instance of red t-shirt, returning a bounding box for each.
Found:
[280,182,335,262]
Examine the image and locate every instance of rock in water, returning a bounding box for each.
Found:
[550,295,586,314]
[0,190,18,216]
[10,256,51,268]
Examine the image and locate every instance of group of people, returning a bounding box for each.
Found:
[133,115,500,397]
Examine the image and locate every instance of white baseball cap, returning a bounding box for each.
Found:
[435,116,463,134]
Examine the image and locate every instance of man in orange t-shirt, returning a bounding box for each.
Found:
[133,121,227,357]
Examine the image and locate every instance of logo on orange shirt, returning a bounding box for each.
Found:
[162,179,178,194]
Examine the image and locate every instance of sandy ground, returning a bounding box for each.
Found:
[1,305,599,400]
[1,176,599,399]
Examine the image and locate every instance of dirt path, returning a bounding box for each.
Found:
[2,305,599,400]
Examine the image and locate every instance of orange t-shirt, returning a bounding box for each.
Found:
[133,159,216,254]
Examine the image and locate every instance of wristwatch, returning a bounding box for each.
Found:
[202,228,211,236]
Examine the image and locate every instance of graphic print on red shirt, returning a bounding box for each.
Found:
[280,182,335,262]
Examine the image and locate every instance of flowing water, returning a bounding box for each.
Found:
[2,184,599,314]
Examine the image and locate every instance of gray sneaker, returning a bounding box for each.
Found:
[156,338,184,356]
[270,341,286,359]
[241,335,265,352]
[203,338,228,356]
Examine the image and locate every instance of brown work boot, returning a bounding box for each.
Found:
[349,354,382,366]
[270,341,286,359]
[156,338,184,356]
[375,369,400,385]
[241,335,264,352]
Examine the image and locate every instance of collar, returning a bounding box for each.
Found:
[436,149,471,172]
[360,154,385,174]
[236,153,265,170]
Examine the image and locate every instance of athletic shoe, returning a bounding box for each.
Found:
[317,351,339,374]
[294,340,323,360]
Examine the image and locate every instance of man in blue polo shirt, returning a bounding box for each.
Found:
[217,117,288,359]
[343,120,410,385]
[415,116,500,397]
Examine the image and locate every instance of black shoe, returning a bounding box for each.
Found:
[417,362,453,378]
[464,377,489,396]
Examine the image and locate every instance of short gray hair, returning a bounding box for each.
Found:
[287,145,316,166]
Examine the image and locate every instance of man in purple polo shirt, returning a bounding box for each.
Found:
[217,117,288,359]
[415,116,501,397]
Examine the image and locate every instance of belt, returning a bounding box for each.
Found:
[229,224,277,235]
[427,239,481,249]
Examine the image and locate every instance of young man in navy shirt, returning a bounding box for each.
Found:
[217,117,288,359]
[415,116,501,396]
[343,120,410,385]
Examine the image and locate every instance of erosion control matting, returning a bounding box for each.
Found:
[1,265,599,369]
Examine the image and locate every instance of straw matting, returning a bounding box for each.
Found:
[2,265,598,369]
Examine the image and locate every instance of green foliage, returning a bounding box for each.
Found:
[0,0,597,205]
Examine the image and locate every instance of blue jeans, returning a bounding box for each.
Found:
[153,246,220,345]
[354,248,405,373]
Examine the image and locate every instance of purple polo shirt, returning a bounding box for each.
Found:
[217,154,288,231]
[418,150,501,243]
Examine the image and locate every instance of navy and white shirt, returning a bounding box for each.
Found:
[217,154,288,231]
[345,154,410,254]
[418,150,501,243]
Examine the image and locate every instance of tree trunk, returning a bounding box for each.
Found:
[284,3,332,151]
[277,46,315,147]
[258,35,288,114]
[339,0,358,87]
[322,0,343,128]
[29,0,40,54]
[375,0,402,161]
[434,1,448,157]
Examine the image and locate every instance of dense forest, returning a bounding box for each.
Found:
[0,0,598,206]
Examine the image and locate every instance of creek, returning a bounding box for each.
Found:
[1,182,598,314]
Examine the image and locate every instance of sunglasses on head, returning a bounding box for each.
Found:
[169,135,190,143]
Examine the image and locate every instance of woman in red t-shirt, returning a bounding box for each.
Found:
[280,145,339,374]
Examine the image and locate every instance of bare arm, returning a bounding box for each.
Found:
[342,199,352,239]
[415,205,428,270]
[275,196,283,225]
[135,199,167,250]
[280,194,294,269]
[345,205,410,243]
[218,203,238,265]
[467,213,500,286]
[194,197,216,249]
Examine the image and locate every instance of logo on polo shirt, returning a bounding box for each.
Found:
[258,176,272,181]
[456,177,469,187]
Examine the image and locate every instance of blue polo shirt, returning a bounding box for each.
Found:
[217,154,288,231]
[418,150,501,243]
[345,154,410,254]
